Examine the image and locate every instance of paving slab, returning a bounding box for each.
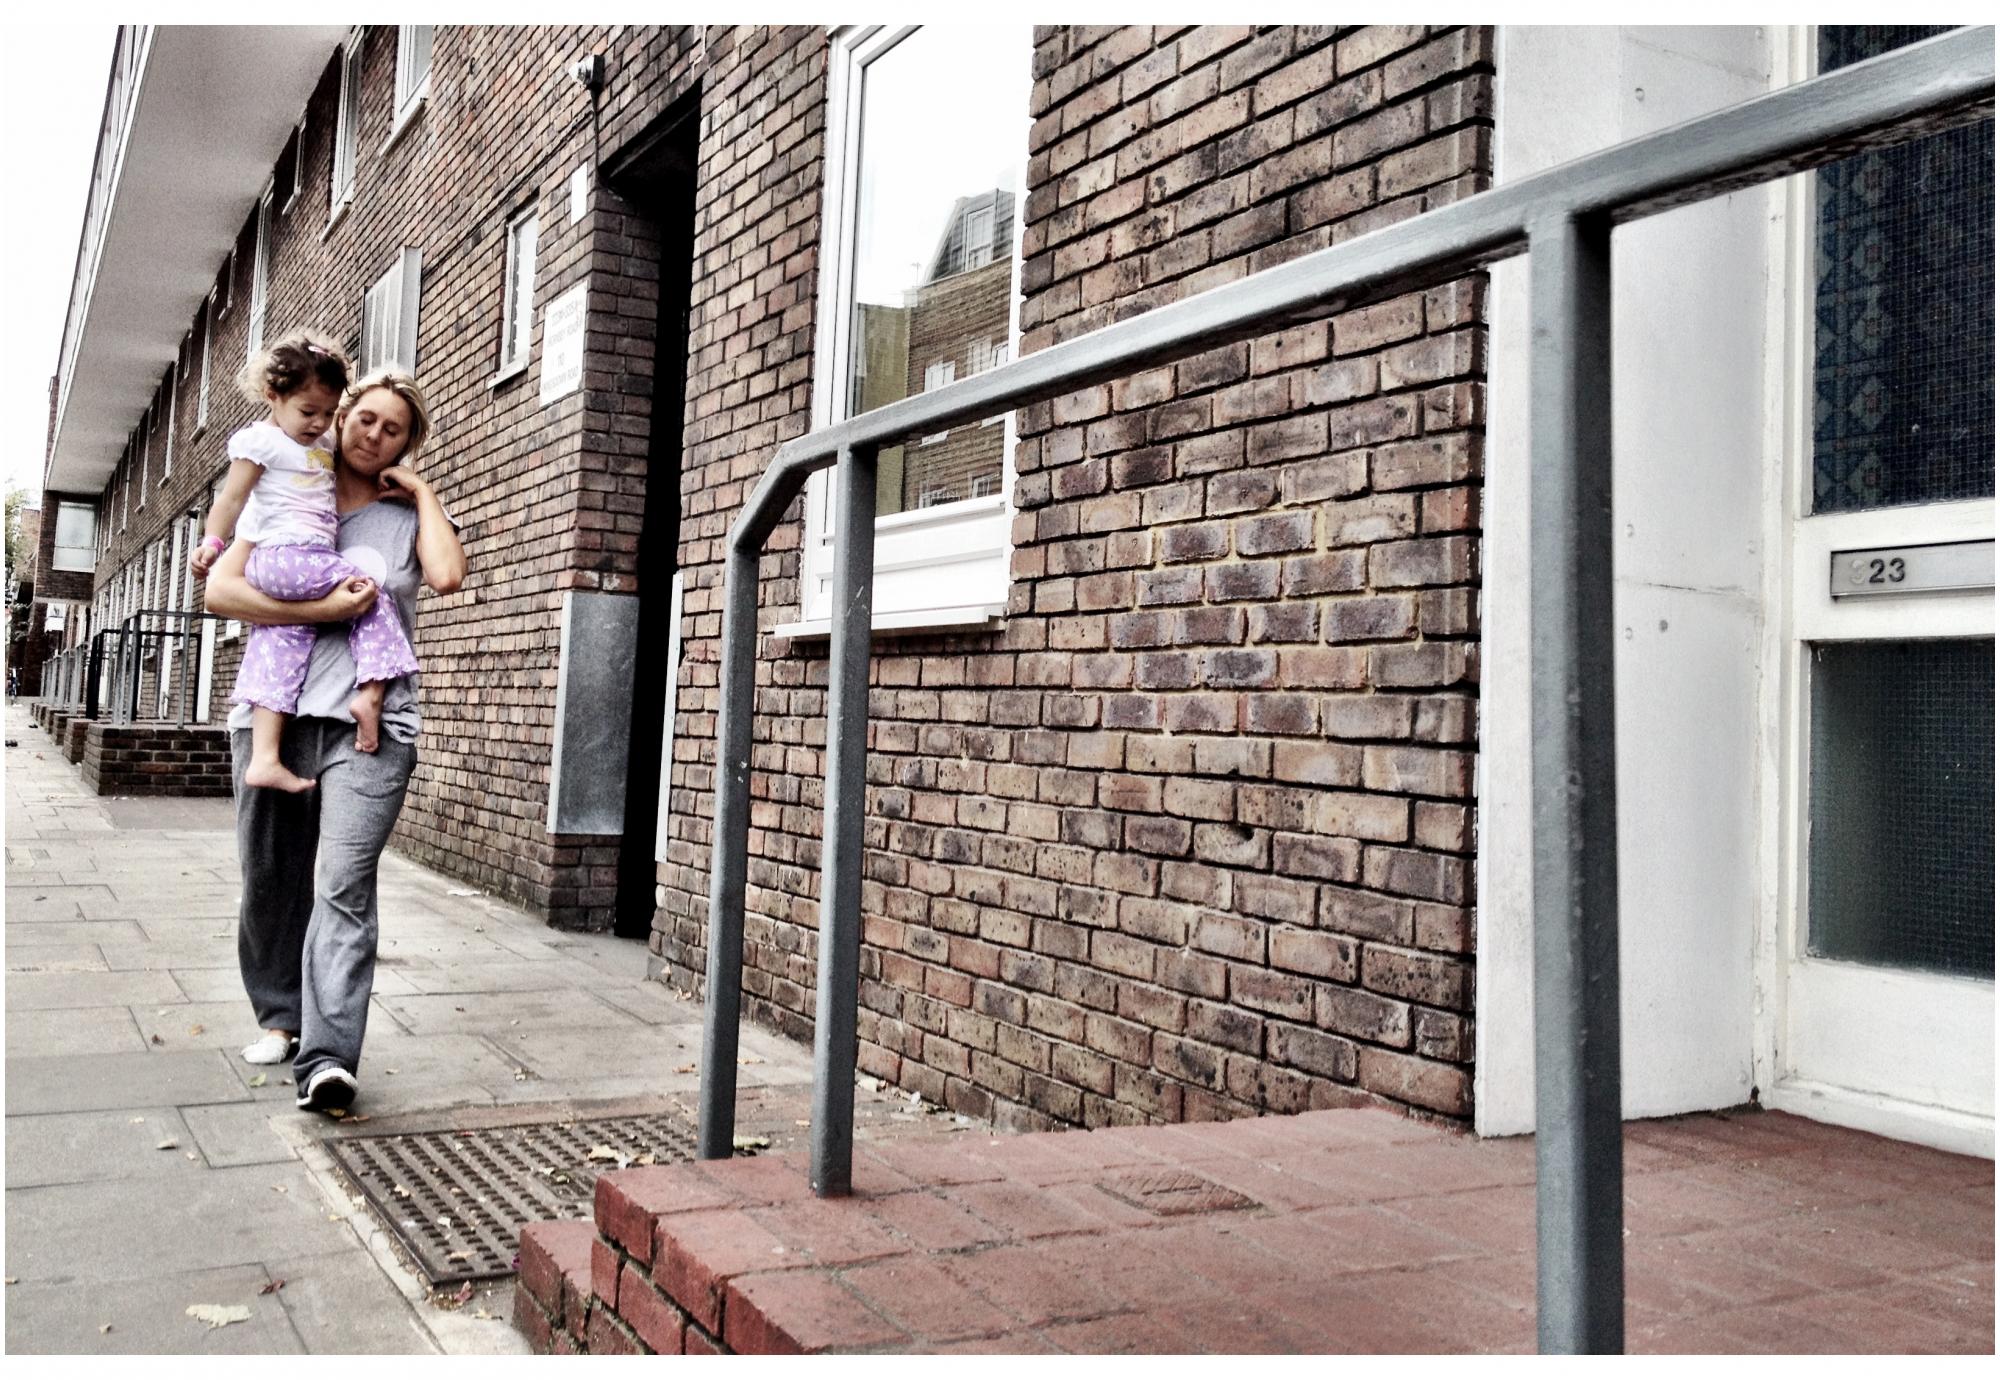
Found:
[7,968,192,1011]
[5,1004,151,1058]
[4,1106,205,1188]
[3,1263,303,1355]
[5,1161,363,1285]
[6,1048,253,1116]
[265,1248,442,1354]
[0,919,149,947]
[6,943,109,973]
[183,1101,305,1169]
[5,884,118,922]
[375,988,645,1037]
[396,958,622,995]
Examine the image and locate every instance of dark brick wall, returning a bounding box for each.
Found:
[79,722,234,796]
[654,25,1494,1128]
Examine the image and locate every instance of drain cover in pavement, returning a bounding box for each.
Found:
[324,1112,698,1285]
[1097,1170,1258,1216]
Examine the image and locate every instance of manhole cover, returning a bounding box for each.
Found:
[1097,1170,1258,1216]
[325,1112,698,1286]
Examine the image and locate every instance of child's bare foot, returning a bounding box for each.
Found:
[350,688,382,754]
[244,758,316,793]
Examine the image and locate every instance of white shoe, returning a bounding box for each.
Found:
[242,1032,299,1065]
[297,1066,358,1113]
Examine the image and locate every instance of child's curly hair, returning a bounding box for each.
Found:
[236,328,350,406]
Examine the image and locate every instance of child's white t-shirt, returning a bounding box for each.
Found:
[229,421,339,549]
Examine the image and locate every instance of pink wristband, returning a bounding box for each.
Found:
[200,536,226,555]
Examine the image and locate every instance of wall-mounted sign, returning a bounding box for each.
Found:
[1830,540,1994,599]
[539,283,588,406]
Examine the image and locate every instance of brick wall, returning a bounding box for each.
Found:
[78,722,234,796]
[656,24,1493,1128]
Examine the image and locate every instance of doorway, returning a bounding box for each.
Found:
[605,92,700,940]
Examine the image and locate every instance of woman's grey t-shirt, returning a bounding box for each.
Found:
[225,498,427,744]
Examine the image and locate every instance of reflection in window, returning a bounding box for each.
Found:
[1814,26,1994,513]
[844,27,1027,517]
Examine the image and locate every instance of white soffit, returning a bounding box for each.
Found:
[46,24,349,495]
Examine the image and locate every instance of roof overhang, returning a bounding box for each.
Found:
[44,25,349,496]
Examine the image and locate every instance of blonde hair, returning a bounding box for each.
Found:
[336,369,434,466]
[237,327,350,406]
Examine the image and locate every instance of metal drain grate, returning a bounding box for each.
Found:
[1097,1170,1258,1217]
[325,1112,698,1286]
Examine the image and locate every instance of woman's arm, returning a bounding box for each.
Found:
[202,538,379,625]
[376,468,467,595]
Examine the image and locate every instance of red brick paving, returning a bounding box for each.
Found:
[523,1105,1993,1353]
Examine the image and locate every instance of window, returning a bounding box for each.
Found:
[52,502,95,572]
[247,187,272,357]
[798,24,1030,630]
[332,32,363,213]
[119,453,129,530]
[279,113,306,211]
[163,364,176,477]
[395,26,434,126]
[196,294,212,431]
[361,247,422,374]
[217,247,233,316]
[1813,26,1993,513]
[499,209,539,375]
[137,409,150,508]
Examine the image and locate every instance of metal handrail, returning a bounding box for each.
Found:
[694,27,1995,1354]
[95,609,229,726]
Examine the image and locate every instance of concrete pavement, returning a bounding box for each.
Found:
[3,700,962,1354]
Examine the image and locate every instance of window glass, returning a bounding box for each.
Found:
[52,502,96,572]
[1808,639,1994,977]
[1813,26,1994,512]
[502,212,539,371]
[397,25,434,114]
[845,27,1028,517]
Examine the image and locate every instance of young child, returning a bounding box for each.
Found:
[190,331,419,792]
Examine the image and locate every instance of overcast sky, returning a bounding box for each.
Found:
[1,23,115,507]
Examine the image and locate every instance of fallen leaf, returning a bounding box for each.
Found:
[259,1279,286,1295]
[187,1024,205,1036]
[732,1134,770,1152]
[672,1064,696,1074]
[248,1073,267,1088]
[585,1145,621,1163]
[130,1116,146,1124]
[100,1323,113,1334]
[454,1282,475,1304]
[156,1138,179,1151]
[270,1185,288,1195]
[385,1068,399,1076]
[446,888,480,897]
[737,1054,765,1065]
[185,1152,199,1161]
[350,1114,371,1123]
[186,1304,251,1329]
[472,1308,497,1321]
[446,1250,472,1263]
[794,1119,811,1127]
[150,1034,165,1046]
[391,1185,411,1198]
[3,1278,15,1285]
[633,1152,657,1166]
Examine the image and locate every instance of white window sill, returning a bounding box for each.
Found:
[489,358,530,389]
[281,187,303,217]
[771,604,1005,642]
[382,89,428,155]
[323,195,354,241]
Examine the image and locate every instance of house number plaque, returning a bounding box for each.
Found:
[1829,540,1993,599]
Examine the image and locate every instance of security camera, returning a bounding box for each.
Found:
[570,54,605,94]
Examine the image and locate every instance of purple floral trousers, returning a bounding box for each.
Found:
[229,542,418,715]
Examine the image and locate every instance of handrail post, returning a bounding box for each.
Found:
[696,528,763,1159]
[810,443,877,1197]
[1528,211,1624,1354]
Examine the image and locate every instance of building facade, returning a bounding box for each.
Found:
[38,25,1993,1149]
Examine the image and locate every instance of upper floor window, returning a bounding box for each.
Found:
[361,247,423,374]
[798,24,1030,630]
[394,26,433,128]
[499,208,539,376]
[332,32,363,213]
[196,293,212,431]
[247,187,272,358]
[52,502,96,573]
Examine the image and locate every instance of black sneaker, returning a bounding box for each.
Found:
[297,1066,358,1113]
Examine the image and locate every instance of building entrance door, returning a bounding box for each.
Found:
[1772,25,1994,1154]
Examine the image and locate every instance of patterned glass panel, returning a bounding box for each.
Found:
[1808,639,1995,979]
[1813,26,1994,513]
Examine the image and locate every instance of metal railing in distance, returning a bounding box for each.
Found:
[96,610,227,726]
[692,27,1994,1354]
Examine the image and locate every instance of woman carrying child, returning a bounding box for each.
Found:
[193,331,421,790]
[202,362,464,1113]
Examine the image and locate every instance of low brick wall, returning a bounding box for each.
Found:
[79,722,234,797]
[63,716,90,765]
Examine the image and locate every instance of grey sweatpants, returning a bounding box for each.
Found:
[232,720,414,1086]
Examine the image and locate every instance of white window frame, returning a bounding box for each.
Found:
[51,501,96,573]
[119,452,129,531]
[247,185,272,358]
[497,207,539,379]
[361,247,423,375]
[792,24,1027,635]
[217,246,234,317]
[331,30,363,221]
[284,110,307,213]
[162,364,176,477]
[196,293,212,432]
[389,25,433,143]
[137,408,150,509]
